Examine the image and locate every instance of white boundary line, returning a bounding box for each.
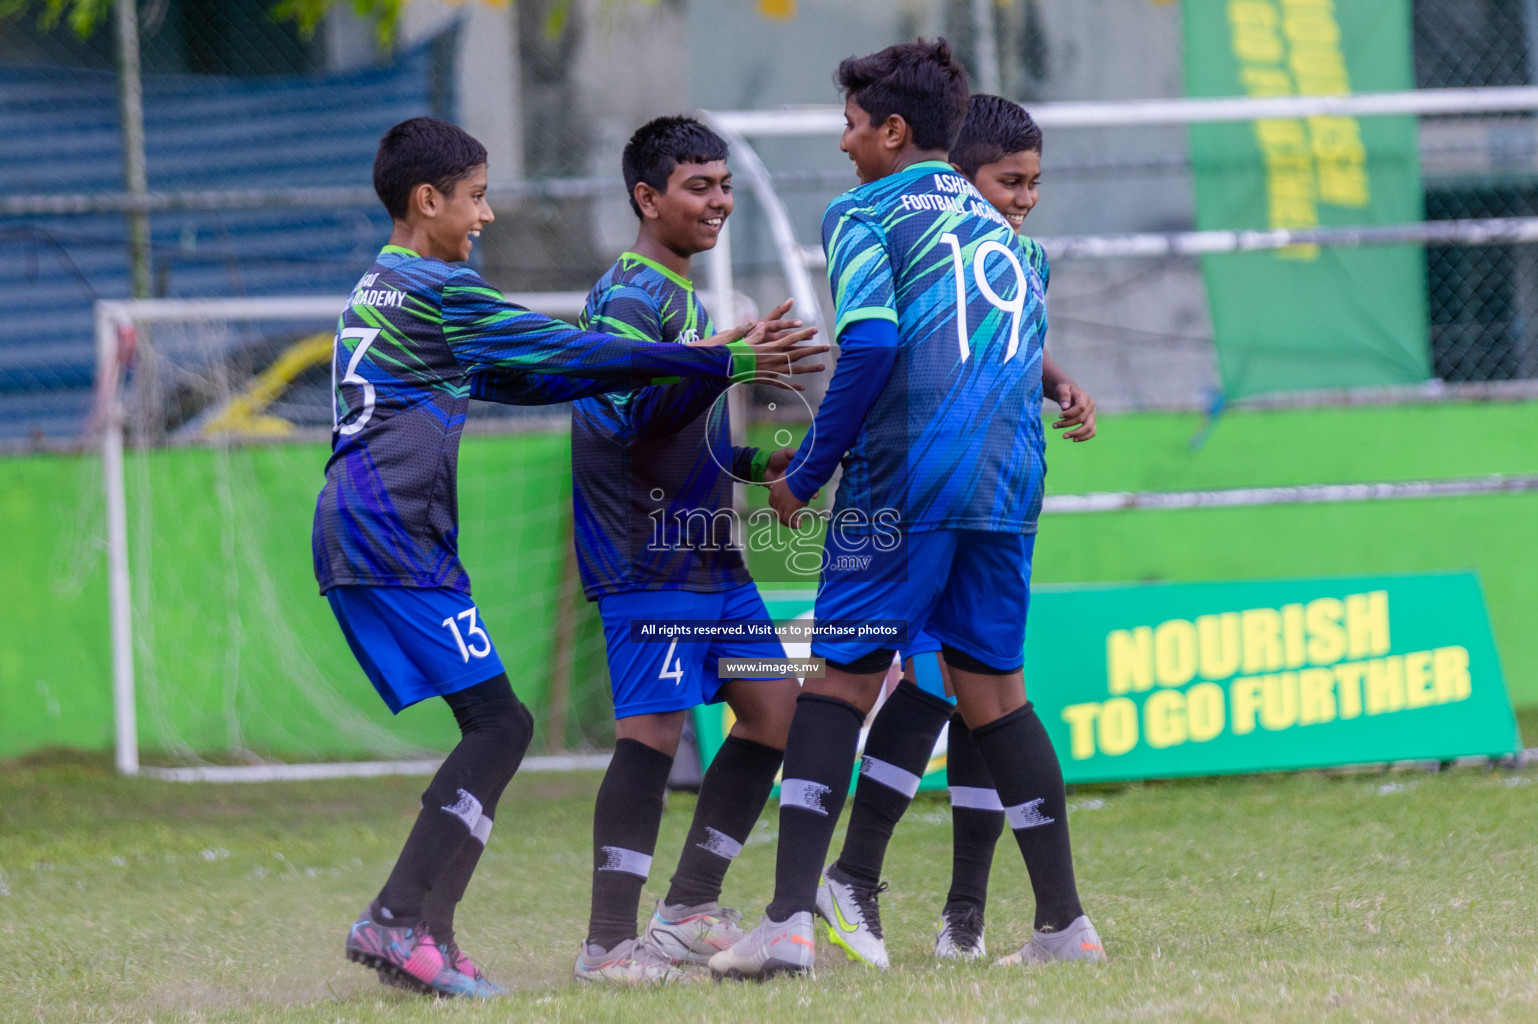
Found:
[138,752,613,784]
[1042,474,1538,514]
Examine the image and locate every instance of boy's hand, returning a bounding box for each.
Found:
[764,446,797,483]
[1051,381,1097,441]
[700,305,826,389]
[768,475,812,526]
[759,298,813,344]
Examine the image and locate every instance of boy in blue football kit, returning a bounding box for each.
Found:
[815,95,1099,968]
[564,116,817,985]
[316,117,825,998]
[711,43,1105,979]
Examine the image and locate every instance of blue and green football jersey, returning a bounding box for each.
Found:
[570,252,763,598]
[311,245,750,595]
[819,161,1047,534]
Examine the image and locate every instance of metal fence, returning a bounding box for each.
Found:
[4,0,1538,442]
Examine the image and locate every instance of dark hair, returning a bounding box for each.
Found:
[950,94,1043,178]
[622,115,730,218]
[373,117,488,220]
[836,38,970,152]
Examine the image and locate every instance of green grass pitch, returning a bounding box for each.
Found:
[4,714,1538,1023]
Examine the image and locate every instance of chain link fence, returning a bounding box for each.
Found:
[5,1,1538,443]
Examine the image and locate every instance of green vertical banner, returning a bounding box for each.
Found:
[1184,0,1431,398]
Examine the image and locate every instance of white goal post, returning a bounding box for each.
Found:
[94,292,598,781]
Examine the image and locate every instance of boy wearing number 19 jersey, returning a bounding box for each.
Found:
[818,95,1100,969]
[711,41,1102,980]
[315,118,820,999]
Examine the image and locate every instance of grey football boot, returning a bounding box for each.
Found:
[708,911,817,980]
[994,914,1107,966]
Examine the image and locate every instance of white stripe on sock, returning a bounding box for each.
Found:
[859,755,923,798]
[696,826,743,861]
[949,785,1004,812]
[1004,797,1056,831]
[440,788,483,832]
[471,815,493,845]
[779,778,832,817]
[598,846,653,878]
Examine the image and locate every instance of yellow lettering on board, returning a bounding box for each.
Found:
[1107,627,1153,695]
[1154,619,1198,687]
[1145,690,1187,749]
[1261,672,1299,730]
[1098,698,1140,756]
[1304,597,1346,664]
[1298,667,1337,724]
[1241,607,1285,674]
[1346,591,1391,658]
[1403,650,1436,709]
[1365,655,1405,715]
[1334,661,1365,719]
[1433,646,1472,702]
[1061,703,1101,760]
[1281,603,1307,668]
[1231,678,1265,736]
[1198,612,1242,679]
[1187,682,1227,742]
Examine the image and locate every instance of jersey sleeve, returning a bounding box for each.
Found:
[468,368,627,406]
[441,267,754,381]
[822,205,897,338]
[579,277,731,442]
[783,317,899,502]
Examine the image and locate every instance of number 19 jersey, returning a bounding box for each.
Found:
[822,160,1046,535]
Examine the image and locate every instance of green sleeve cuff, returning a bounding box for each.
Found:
[727,340,757,380]
[833,306,899,340]
[749,447,771,484]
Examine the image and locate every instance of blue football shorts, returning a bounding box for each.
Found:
[812,529,1036,673]
[326,585,507,714]
[902,630,953,704]
[597,583,789,719]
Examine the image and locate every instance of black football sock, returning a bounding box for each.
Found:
[417,684,533,948]
[971,702,1084,932]
[765,692,865,922]
[664,735,783,908]
[944,712,1005,915]
[834,680,953,888]
[374,674,531,928]
[585,738,674,951]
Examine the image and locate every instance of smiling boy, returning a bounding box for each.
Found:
[318,117,824,998]
[568,116,818,986]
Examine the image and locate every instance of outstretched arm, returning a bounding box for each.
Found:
[443,268,825,385]
[468,368,632,406]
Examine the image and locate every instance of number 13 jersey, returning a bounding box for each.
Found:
[821,160,1046,536]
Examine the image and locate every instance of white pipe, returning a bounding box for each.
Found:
[97,303,138,776]
[710,85,1538,136]
[702,115,828,331]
